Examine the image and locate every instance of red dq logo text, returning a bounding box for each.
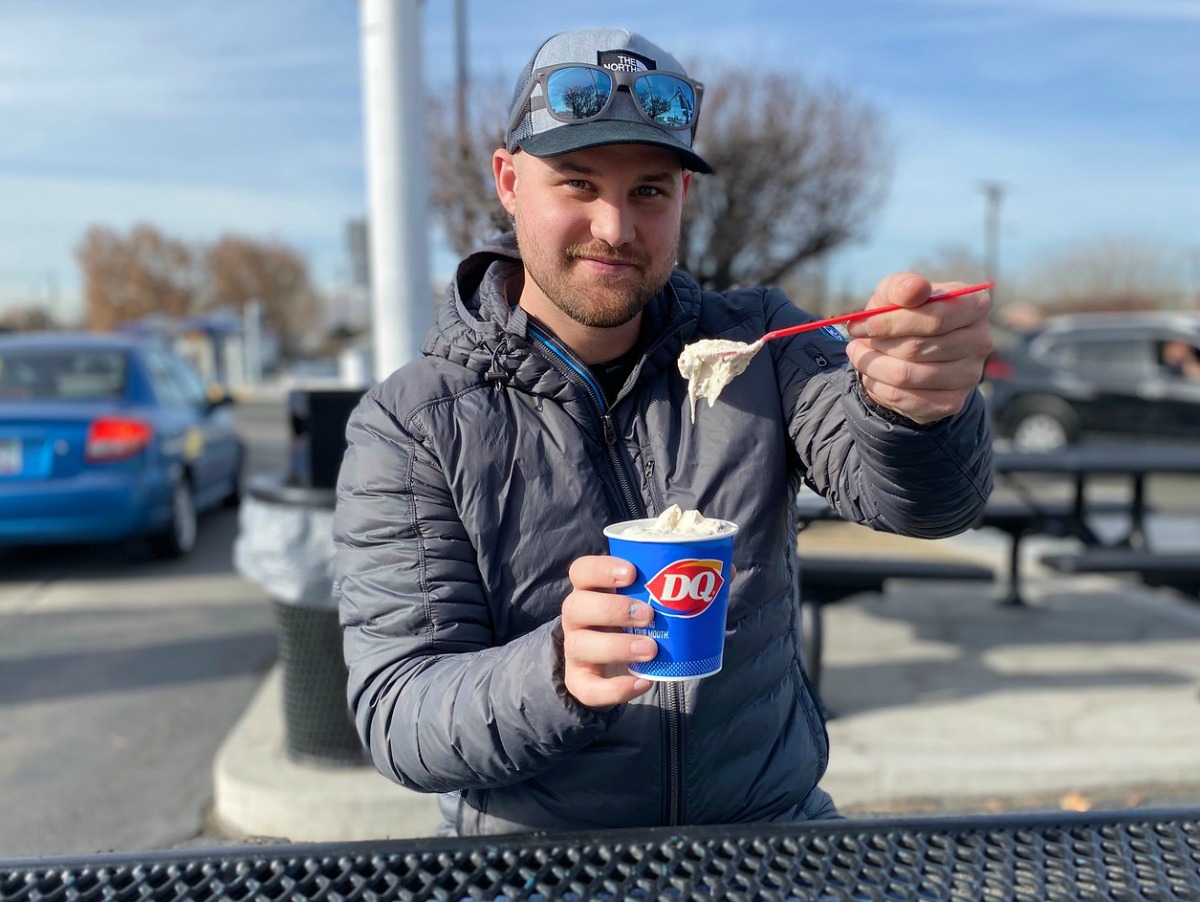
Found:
[645,559,725,617]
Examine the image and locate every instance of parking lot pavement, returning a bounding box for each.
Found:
[819,571,1200,815]
[211,518,1200,844]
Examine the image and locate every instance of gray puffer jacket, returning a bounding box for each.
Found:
[334,240,993,836]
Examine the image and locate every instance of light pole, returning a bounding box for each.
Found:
[455,0,468,146]
[980,181,1004,306]
[360,0,433,383]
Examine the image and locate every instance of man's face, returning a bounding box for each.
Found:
[493,144,690,330]
[1165,341,1193,366]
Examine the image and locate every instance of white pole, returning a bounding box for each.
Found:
[243,299,263,386]
[360,0,433,383]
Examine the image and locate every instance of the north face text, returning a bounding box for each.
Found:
[597,49,656,73]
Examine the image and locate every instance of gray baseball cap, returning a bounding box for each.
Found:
[505,28,713,174]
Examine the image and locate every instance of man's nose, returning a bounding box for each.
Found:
[590,198,636,249]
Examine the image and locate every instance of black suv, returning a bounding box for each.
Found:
[982,312,1200,451]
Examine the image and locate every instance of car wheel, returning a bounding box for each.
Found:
[1007,398,1079,452]
[149,475,198,558]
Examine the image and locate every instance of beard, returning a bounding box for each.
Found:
[513,215,677,330]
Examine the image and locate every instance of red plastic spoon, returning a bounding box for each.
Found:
[716,281,995,357]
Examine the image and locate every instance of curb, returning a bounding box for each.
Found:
[212,666,441,843]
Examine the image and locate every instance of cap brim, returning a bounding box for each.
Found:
[517,119,714,175]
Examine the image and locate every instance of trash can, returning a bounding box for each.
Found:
[233,474,367,768]
[288,388,367,490]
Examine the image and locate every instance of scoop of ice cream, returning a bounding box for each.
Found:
[677,339,763,422]
[621,504,732,538]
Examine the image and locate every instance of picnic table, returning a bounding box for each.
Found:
[3,807,1197,901]
[992,444,1200,548]
[791,494,996,705]
[990,444,1200,603]
[796,443,1200,607]
[791,442,1200,689]
[796,554,993,704]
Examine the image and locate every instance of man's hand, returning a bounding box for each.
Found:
[845,273,994,425]
[561,556,658,708]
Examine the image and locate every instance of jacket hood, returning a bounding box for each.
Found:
[419,236,523,378]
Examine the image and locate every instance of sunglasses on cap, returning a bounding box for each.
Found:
[508,63,703,138]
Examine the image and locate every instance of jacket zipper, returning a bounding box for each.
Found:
[632,319,692,826]
[665,682,684,823]
[526,324,642,516]
[526,319,691,825]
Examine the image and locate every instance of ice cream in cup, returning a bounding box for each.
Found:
[604,505,738,681]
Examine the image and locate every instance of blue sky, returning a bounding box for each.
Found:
[2,0,1198,322]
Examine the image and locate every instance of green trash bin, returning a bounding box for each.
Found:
[234,475,366,768]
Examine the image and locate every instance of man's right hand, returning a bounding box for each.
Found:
[561,555,658,708]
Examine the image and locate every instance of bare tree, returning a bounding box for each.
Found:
[425,65,891,292]
[204,235,322,356]
[76,224,322,355]
[1022,235,1185,314]
[76,224,198,332]
[911,244,988,287]
[0,305,60,332]
[680,68,890,290]
[426,84,511,257]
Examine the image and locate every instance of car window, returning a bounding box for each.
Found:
[145,350,193,407]
[1156,338,1200,382]
[165,354,211,407]
[1041,337,1154,378]
[0,348,127,400]
[145,349,213,409]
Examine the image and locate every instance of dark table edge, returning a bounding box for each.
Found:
[4,806,1198,872]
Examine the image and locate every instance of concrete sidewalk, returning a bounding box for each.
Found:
[211,519,1200,842]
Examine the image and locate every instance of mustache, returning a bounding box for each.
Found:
[565,243,647,267]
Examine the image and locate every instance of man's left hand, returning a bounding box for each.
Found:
[844,272,994,425]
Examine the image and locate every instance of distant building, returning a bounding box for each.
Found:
[118,310,278,388]
[346,218,370,289]
[324,219,372,335]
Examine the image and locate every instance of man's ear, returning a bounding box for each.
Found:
[681,170,692,200]
[493,148,518,215]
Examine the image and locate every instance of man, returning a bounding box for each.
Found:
[1161,339,1200,381]
[334,27,994,837]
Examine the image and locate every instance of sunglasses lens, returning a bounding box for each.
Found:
[545,67,613,121]
[634,74,696,128]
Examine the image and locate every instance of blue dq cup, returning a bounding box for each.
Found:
[604,518,739,681]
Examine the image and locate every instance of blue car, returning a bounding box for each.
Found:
[0,332,244,558]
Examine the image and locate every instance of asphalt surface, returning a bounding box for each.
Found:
[0,398,288,858]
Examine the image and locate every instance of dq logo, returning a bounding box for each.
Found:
[645,559,725,617]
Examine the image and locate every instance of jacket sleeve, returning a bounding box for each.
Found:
[333,392,613,794]
[764,288,994,536]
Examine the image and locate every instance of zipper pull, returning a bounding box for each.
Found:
[603,414,617,445]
